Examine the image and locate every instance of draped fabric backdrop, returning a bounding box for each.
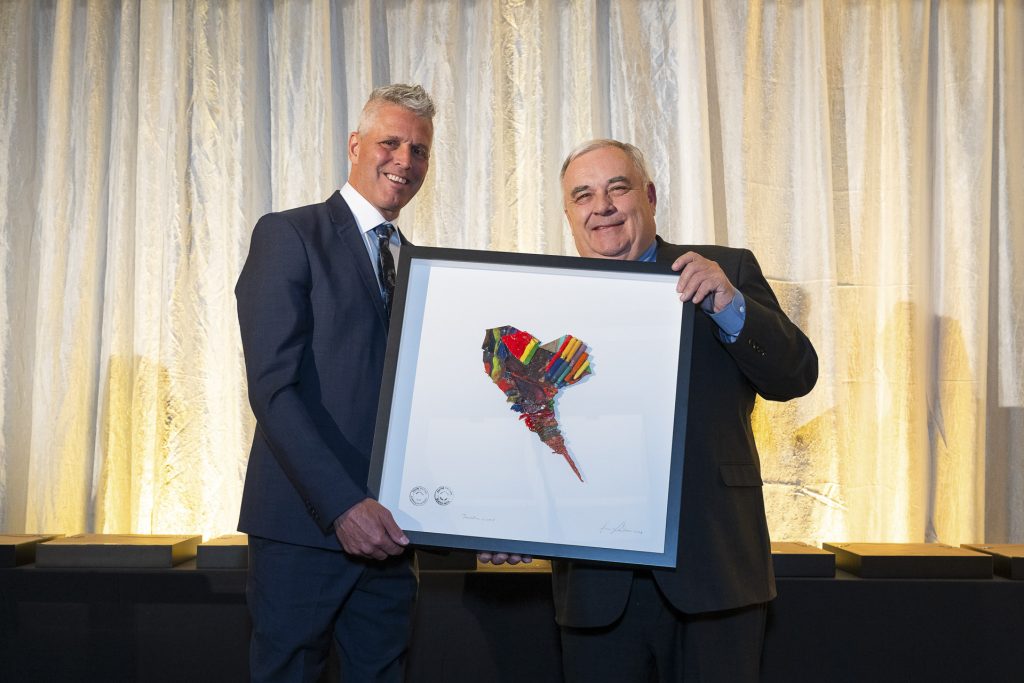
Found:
[1,0,1021,546]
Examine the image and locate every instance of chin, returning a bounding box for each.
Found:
[591,244,630,259]
[379,195,410,213]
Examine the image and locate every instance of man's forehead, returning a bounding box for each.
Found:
[566,148,636,178]
[367,104,433,136]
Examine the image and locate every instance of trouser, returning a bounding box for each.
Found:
[246,535,416,682]
[560,571,767,682]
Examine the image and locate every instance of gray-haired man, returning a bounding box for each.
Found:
[236,84,435,682]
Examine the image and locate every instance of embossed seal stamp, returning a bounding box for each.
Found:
[433,486,453,506]
[409,486,429,506]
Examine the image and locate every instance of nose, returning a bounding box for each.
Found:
[393,143,412,169]
[595,190,615,214]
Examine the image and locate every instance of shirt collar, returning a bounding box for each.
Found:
[637,239,657,263]
[340,183,398,237]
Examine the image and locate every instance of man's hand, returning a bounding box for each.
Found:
[333,498,409,560]
[671,251,736,313]
[477,551,532,566]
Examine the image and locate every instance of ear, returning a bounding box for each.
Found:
[646,182,657,214]
[348,131,360,164]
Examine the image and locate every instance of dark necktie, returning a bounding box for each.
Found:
[374,222,397,320]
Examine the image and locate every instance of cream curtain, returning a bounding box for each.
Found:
[1,0,1021,545]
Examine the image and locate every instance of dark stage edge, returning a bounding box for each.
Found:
[2,560,1022,682]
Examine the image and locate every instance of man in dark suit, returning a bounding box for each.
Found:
[484,139,817,681]
[235,84,435,682]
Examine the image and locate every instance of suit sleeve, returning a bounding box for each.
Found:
[725,249,818,401]
[235,213,367,533]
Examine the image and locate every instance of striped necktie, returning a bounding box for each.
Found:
[374,222,397,320]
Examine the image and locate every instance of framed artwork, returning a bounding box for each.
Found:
[368,246,694,567]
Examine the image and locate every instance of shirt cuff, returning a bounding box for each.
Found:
[705,290,746,343]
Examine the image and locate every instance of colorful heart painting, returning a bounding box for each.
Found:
[481,326,593,482]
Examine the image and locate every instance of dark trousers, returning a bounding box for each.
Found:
[246,536,416,682]
[560,572,767,682]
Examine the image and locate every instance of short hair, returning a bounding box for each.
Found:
[357,83,436,134]
[559,139,651,186]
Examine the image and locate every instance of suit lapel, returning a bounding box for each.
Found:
[654,235,692,265]
[326,191,389,326]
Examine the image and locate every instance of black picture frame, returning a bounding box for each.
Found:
[368,246,694,567]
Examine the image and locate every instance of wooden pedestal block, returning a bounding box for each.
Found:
[0,534,63,567]
[962,544,1024,579]
[770,541,835,577]
[34,534,201,568]
[197,534,248,568]
[822,542,993,579]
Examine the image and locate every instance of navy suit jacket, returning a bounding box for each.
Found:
[235,191,400,550]
[551,238,818,624]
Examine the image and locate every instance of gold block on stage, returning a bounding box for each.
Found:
[822,542,993,579]
[770,541,835,577]
[0,534,64,567]
[962,544,1024,580]
[34,533,201,568]
[196,534,248,569]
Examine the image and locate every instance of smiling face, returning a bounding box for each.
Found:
[347,102,434,220]
[561,145,657,261]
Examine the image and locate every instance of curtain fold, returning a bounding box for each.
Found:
[1,0,1021,545]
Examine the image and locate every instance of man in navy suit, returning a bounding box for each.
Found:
[235,83,435,682]
[484,139,817,681]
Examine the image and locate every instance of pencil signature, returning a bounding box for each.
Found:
[599,521,643,535]
[461,513,496,523]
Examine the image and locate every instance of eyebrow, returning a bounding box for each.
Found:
[569,176,632,198]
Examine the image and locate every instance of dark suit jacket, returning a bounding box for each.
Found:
[551,238,818,625]
[235,191,401,550]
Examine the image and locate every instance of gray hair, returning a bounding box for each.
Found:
[559,139,651,186]
[358,83,436,134]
